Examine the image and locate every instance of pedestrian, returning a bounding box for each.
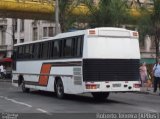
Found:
[153,59,160,95]
[146,72,152,88]
[139,62,148,87]
[0,64,5,79]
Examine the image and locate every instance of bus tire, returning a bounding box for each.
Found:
[56,79,65,99]
[92,92,109,101]
[22,80,30,93]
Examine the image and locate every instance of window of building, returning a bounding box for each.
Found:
[2,31,5,45]
[43,27,47,37]
[20,39,24,43]
[48,27,54,37]
[33,27,38,41]
[14,39,17,44]
[20,19,24,32]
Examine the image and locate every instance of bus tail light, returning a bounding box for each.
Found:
[133,83,141,88]
[86,84,99,89]
[89,30,96,35]
[132,32,138,37]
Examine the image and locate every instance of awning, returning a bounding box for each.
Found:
[140,58,156,64]
[0,58,13,62]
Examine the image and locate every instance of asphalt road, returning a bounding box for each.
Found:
[0,81,160,119]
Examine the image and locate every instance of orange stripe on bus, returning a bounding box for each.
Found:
[39,64,52,86]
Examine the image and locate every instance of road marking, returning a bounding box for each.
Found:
[140,107,158,112]
[37,108,48,113]
[147,109,158,113]
[0,96,32,108]
[0,95,51,115]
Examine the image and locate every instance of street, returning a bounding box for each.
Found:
[0,81,160,114]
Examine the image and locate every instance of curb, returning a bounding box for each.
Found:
[137,91,150,94]
[0,79,12,82]
[132,87,160,96]
[134,91,160,96]
[137,89,160,96]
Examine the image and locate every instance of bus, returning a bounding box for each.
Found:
[12,27,141,100]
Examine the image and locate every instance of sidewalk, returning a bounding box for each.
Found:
[0,78,12,82]
[140,87,160,96]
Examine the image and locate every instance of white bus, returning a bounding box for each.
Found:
[12,27,141,100]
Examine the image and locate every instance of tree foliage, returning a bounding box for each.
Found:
[137,7,153,41]
[58,0,80,32]
[84,0,129,28]
[138,0,160,61]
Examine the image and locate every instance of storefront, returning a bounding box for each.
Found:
[0,51,12,78]
[140,58,156,64]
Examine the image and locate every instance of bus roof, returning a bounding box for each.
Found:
[14,27,136,46]
[14,29,86,46]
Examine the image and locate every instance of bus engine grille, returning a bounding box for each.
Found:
[83,59,140,81]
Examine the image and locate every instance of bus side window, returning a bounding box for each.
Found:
[12,47,17,60]
[74,36,83,57]
[29,44,33,59]
[50,41,54,58]
[32,43,39,59]
[18,46,23,59]
[12,47,17,70]
[48,41,51,59]
[17,47,19,59]
[63,38,73,57]
[24,45,30,59]
[53,40,60,58]
[42,42,49,59]
[80,36,84,57]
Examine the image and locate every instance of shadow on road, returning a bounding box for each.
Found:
[19,90,135,106]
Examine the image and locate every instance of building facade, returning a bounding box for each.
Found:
[0,18,56,74]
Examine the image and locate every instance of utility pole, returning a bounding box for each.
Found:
[12,19,16,46]
[11,19,16,70]
[12,21,15,45]
[55,0,60,35]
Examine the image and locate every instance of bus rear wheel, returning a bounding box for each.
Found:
[92,92,109,101]
[56,79,65,99]
[22,80,30,93]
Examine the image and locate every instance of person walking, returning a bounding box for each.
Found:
[153,59,160,94]
[0,64,5,79]
[139,62,148,87]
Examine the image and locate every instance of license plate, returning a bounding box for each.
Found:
[112,83,121,87]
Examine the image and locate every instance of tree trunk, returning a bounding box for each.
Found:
[155,36,159,63]
[155,27,160,63]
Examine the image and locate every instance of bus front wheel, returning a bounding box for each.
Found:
[56,79,65,99]
[22,80,30,93]
[92,92,109,101]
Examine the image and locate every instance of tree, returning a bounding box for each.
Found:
[153,0,160,61]
[58,0,82,32]
[137,0,160,62]
[84,0,129,28]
